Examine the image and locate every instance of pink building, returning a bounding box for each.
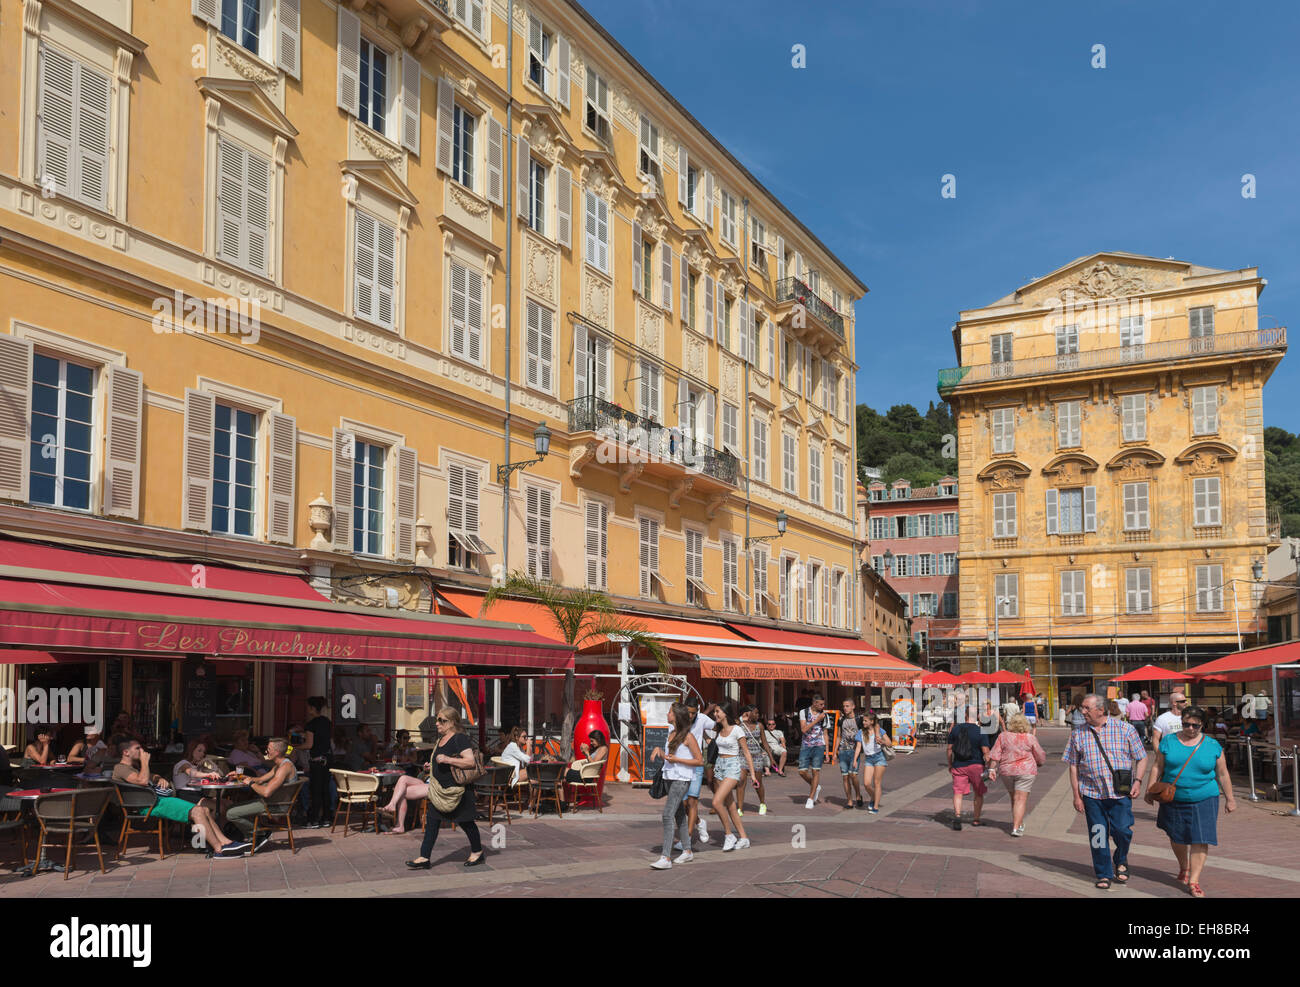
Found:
[864,477,960,668]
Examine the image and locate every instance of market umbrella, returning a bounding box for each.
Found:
[983,670,1024,684]
[1114,664,1186,682]
[963,671,995,684]
[921,671,961,686]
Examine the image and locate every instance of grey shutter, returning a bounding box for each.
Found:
[677,145,688,205]
[336,6,361,116]
[1083,485,1097,533]
[191,0,219,28]
[1045,488,1058,536]
[277,0,301,79]
[704,392,715,447]
[0,335,33,501]
[777,235,785,281]
[401,52,421,154]
[435,77,454,174]
[556,35,571,108]
[182,389,215,531]
[632,222,642,295]
[585,499,606,589]
[516,133,530,219]
[331,428,354,551]
[103,365,142,519]
[704,171,714,227]
[555,166,572,247]
[267,412,296,544]
[353,210,376,323]
[703,275,714,339]
[395,445,418,562]
[244,150,271,275]
[485,115,503,206]
[680,253,689,318]
[662,242,673,311]
[75,62,110,210]
[36,45,76,198]
[574,322,589,399]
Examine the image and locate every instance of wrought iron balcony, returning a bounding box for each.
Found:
[775,277,845,338]
[567,395,740,485]
[938,326,1287,394]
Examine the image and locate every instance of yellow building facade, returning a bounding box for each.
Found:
[0,0,863,741]
[939,253,1286,712]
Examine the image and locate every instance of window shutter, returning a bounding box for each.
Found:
[398,52,422,153]
[677,377,689,431]
[449,261,467,358]
[779,556,787,616]
[632,222,642,294]
[74,62,110,210]
[244,150,271,275]
[516,133,531,219]
[680,253,689,317]
[336,6,361,116]
[538,306,553,392]
[526,302,541,388]
[331,428,354,550]
[447,461,464,532]
[738,300,749,361]
[704,392,715,447]
[585,499,607,589]
[465,266,483,363]
[555,165,572,247]
[704,171,714,227]
[267,412,296,544]
[353,210,376,323]
[435,77,455,174]
[661,242,673,311]
[182,389,216,531]
[394,445,418,562]
[1045,488,1058,535]
[215,137,245,268]
[103,365,142,519]
[1083,485,1097,532]
[677,145,688,205]
[717,289,726,351]
[556,35,571,107]
[276,0,301,79]
[776,236,786,281]
[192,0,220,27]
[527,486,551,581]
[703,275,714,339]
[36,46,76,198]
[0,335,32,501]
[597,337,611,399]
[374,218,396,329]
[574,321,589,399]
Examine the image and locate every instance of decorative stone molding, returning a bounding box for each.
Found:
[583,268,611,328]
[356,125,405,164]
[308,493,332,550]
[342,321,407,358]
[569,441,598,479]
[620,461,645,492]
[18,190,130,251]
[438,358,494,392]
[720,355,741,403]
[199,262,284,311]
[636,298,662,355]
[524,233,556,304]
[686,336,707,379]
[450,182,490,219]
[415,515,433,566]
[214,32,280,97]
[705,491,729,520]
[668,478,695,508]
[1065,261,1152,299]
[579,162,620,207]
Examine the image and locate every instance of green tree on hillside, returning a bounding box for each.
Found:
[1265,426,1300,536]
[856,401,955,485]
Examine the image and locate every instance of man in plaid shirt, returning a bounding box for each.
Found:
[1063,693,1147,889]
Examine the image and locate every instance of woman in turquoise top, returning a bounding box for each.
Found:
[1150,704,1236,899]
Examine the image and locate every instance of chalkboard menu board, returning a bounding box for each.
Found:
[643,726,669,779]
[181,660,215,738]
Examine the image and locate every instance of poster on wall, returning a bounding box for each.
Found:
[891,695,917,751]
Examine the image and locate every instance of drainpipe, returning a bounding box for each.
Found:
[741,197,752,615]
[501,0,515,570]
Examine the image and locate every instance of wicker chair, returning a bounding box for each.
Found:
[474,764,514,825]
[250,779,304,854]
[0,793,27,870]
[569,759,606,813]
[34,787,115,880]
[491,757,530,813]
[526,761,565,818]
[114,783,169,860]
[329,769,379,836]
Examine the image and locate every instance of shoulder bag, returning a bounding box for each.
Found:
[448,740,487,785]
[1145,737,1204,805]
[1086,726,1132,796]
[879,728,896,760]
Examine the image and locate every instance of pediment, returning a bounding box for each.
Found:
[520,105,575,164]
[633,196,675,241]
[976,460,1031,487]
[1174,441,1237,473]
[341,159,418,211]
[577,147,627,196]
[1105,448,1166,471]
[779,401,804,425]
[1042,453,1100,476]
[806,417,830,440]
[197,77,298,141]
[1014,256,1185,307]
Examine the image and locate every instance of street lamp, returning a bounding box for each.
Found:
[882,549,894,575]
[745,509,787,548]
[496,421,551,484]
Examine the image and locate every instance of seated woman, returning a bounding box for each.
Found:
[380,755,430,834]
[67,726,110,773]
[23,727,55,766]
[173,739,224,790]
[565,730,608,785]
[385,729,415,764]
[499,726,532,785]
[226,730,268,776]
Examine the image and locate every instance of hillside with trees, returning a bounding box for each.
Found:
[855,402,955,486]
[1266,426,1300,537]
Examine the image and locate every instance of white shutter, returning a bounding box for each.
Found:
[435,77,454,174]
[336,6,361,116]
[192,0,220,28]
[36,46,76,198]
[677,145,688,205]
[103,365,142,519]
[597,337,611,399]
[400,52,421,154]
[353,210,376,323]
[661,242,673,311]
[516,133,531,219]
[214,137,246,268]
[244,151,270,275]
[277,0,301,79]
[585,499,607,589]
[574,321,589,400]
[538,306,554,392]
[703,275,714,339]
[526,486,552,581]
[449,261,467,358]
[74,62,110,210]
[447,461,465,532]
[677,377,689,431]
[486,116,503,205]
[468,0,486,38]
[680,253,689,318]
[717,288,726,349]
[767,320,775,376]
[704,171,714,227]
[1083,485,1097,533]
[0,335,33,501]
[182,389,216,532]
[395,445,418,562]
[632,222,642,294]
[556,35,571,108]
[525,301,541,388]
[555,166,572,247]
[267,412,296,544]
[465,266,483,363]
[331,428,354,551]
[704,392,715,448]
[777,235,785,281]
[374,218,396,329]
[1045,488,1058,536]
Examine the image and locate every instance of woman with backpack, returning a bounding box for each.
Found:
[853,711,894,813]
[650,703,704,870]
[406,707,484,869]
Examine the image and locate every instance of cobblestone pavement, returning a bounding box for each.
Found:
[4,727,1298,898]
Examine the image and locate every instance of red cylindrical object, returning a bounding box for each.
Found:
[573,698,611,757]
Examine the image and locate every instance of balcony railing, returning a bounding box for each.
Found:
[567,395,740,485]
[938,327,1287,393]
[775,277,845,338]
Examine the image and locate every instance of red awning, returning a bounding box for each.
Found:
[688,622,922,684]
[0,649,56,664]
[1114,664,1188,682]
[726,623,883,654]
[1186,641,1300,679]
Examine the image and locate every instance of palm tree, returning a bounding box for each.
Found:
[482,572,669,759]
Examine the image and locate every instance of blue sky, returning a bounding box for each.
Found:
[579,0,1300,432]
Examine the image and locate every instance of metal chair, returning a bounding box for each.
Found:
[250,779,304,854]
[329,769,379,836]
[34,787,115,880]
[113,783,168,860]
[0,793,27,870]
[570,759,605,813]
[475,765,513,825]
[491,757,531,813]
[526,761,566,818]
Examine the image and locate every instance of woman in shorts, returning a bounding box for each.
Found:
[985,712,1046,837]
[853,711,894,814]
[710,702,755,851]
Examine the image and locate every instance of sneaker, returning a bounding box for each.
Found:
[253,835,273,854]
[722,833,738,851]
[814,784,822,804]
[697,820,709,843]
[650,856,673,870]
[867,806,879,815]
[952,817,962,832]
[736,807,744,816]
[758,803,767,815]
[675,850,694,864]
[1012,826,1025,837]
[219,841,251,857]
[734,838,751,850]
[855,799,864,809]
[805,798,815,810]
[673,841,683,851]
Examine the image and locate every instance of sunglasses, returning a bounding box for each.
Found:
[436,717,450,724]
[1183,721,1203,730]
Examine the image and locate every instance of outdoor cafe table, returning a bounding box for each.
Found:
[178,780,252,815]
[7,788,76,876]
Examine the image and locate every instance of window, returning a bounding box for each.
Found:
[721,402,739,455]
[829,371,840,418]
[584,499,607,590]
[451,104,476,190]
[894,555,909,577]
[448,260,483,364]
[782,430,797,494]
[721,295,734,351]
[634,361,661,422]
[915,593,935,617]
[684,164,699,216]
[1192,386,1218,435]
[869,516,888,541]
[720,538,740,611]
[212,403,257,536]
[1056,323,1079,363]
[1193,476,1221,527]
[994,574,1019,617]
[806,563,821,624]
[640,236,654,299]
[1121,393,1146,441]
[1125,567,1152,614]
[525,485,552,581]
[447,462,489,568]
[527,16,552,93]
[991,407,1015,454]
[1123,481,1150,531]
[992,491,1017,538]
[215,136,271,276]
[1046,486,1096,535]
[752,415,768,483]
[918,514,933,537]
[353,210,397,329]
[36,46,112,212]
[750,216,767,267]
[450,0,487,39]
[639,516,661,598]
[220,0,263,54]
[584,190,609,273]
[527,157,547,235]
[685,273,698,329]
[942,552,958,575]
[352,440,385,555]
[941,512,958,536]
[831,571,843,628]
[720,190,737,247]
[1060,570,1087,617]
[752,547,769,609]
[1120,315,1145,349]
[780,555,797,620]
[894,516,907,538]
[991,332,1013,364]
[1196,564,1224,613]
[1189,305,1215,338]
[917,554,934,577]
[638,116,661,186]
[833,458,846,514]
[357,37,389,133]
[942,592,958,618]
[584,65,610,142]
[29,353,94,511]
[525,300,554,394]
[808,443,823,504]
[1057,401,1081,448]
[871,554,884,572]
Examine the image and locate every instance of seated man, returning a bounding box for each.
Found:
[67,726,110,772]
[343,724,380,772]
[113,740,248,857]
[224,738,297,853]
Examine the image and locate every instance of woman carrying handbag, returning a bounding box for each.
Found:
[1146,704,1236,898]
[407,708,486,870]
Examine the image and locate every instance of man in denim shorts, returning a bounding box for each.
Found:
[798,694,828,809]
[837,699,864,808]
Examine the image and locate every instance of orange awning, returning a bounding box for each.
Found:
[693,643,922,684]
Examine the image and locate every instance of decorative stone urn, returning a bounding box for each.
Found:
[308,493,332,550]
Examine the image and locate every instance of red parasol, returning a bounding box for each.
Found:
[1113,664,1187,682]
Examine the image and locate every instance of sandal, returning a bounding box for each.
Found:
[1176,869,1190,885]
[970,819,983,827]
[1188,882,1205,898]
[1094,878,1111,890]
[1114,864,1129,884]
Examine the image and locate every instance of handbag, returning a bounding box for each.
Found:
[450,746,487,785]
[878,729,896,760]
[1086,726,1132,796]
[427,776,466,814]
[649,764,669,799]
[1145,737,1203,804]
